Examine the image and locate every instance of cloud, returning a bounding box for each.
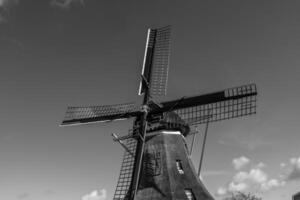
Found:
[261,179,286,191]
[247,168,268,183]
[287,166,300,181]
[280,162,286,168]
[217,187,227,196]
[218,156,300,197]
[231,168,268,186]
[82,189,107,200]
[229,168,284,193]
[256,162,266,169]
[50,0,85,9]
[286,157,300,181]
[217,158,286,197]
[228,182,248,192]
[232,156,250,170]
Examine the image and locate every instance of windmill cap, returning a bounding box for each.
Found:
[160,112,190,137]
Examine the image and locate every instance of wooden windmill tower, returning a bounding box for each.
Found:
[60,26,257,200]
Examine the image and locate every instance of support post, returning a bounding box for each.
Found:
[131,109,148,200]
[198,113,210,176]
[130,28,155,200]
[189,127,197,155]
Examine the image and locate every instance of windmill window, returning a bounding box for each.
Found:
[184,189,196,200]
[176,160,184,174]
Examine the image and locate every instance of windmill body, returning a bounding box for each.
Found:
[133,120,214,200]
[61,26,257,200]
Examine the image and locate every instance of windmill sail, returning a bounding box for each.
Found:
[61,103,140,126]
[139,26,171,97]
[113,137,137,200]
[154,84,257,126]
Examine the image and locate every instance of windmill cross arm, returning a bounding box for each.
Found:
[160,84,257,111]
[149,84,257,126]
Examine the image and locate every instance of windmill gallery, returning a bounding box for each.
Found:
[60,26,257,200]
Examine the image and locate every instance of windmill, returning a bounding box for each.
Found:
[60,26,257,200]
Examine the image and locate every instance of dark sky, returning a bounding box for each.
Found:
[1,1,300,200]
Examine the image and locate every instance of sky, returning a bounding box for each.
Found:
[0,0,300,200]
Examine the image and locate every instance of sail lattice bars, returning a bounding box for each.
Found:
[113,137,137,200]
[61,103,140,126]
[139,26,171,97]
[152,84,257,125]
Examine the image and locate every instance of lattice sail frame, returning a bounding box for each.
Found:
[113,137,137,200]
[61,103,139,126]
[149,26,171,96]
[158,84,257,126]
[139,26,171,97]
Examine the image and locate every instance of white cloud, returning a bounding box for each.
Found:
[230,168,284,193]
[280,163,286,168]
[217,187,227,196]
[248,168,268,183]
[228,182,248,192]
[232,156,250,170]
[218,156,300,197]
[290,157,300,167]
[257,162,266,168]
[50,0,85,9]
[82,189,107,200]
[233,171,248,183]
[217,158,286,196]
[286,156,300,181]
[261,179,286,191]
